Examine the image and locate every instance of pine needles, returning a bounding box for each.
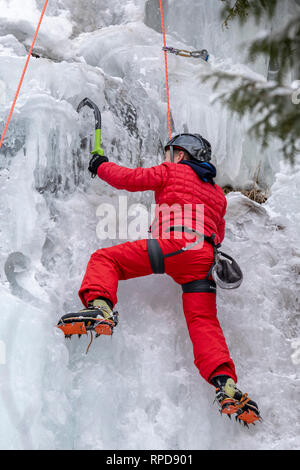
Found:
[206,0,300,162]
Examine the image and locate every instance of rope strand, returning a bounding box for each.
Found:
[159,0,172,140]
[86,331,94,354]
[0,0,49,149]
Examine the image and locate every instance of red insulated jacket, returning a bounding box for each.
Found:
[97,161,227,244]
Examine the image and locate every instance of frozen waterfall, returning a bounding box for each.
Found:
[0,0,299,450]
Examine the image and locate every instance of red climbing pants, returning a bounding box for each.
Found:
[79,237,237,384]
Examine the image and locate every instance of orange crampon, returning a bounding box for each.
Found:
[57,298,118,341]
[57,314,117,338]
[57,310,118,354]
[212,376,262,427]
[219,393,262,426]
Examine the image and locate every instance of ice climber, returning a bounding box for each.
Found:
[58,133,261,426]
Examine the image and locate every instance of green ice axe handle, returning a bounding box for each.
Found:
[77,97,105,156]
[91,129,104,156]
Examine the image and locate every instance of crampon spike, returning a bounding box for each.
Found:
[218,395,261,427]
[236,410,261,426]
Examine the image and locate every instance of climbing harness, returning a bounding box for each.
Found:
[162,46,209,62]
[147,225,243,292]
[0,0,49,149]
[77,97,105,177]
[147,226,217,294]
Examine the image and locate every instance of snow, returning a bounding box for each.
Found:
[0,0,299,450]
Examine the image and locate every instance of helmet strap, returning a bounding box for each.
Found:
[170,146,174,163]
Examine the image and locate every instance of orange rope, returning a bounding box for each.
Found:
[159,0,172,140]
[0,0,49,150]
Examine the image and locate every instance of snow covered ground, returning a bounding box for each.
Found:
[0,0,299,450]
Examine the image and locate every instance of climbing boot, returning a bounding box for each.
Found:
[57,298,118,338]
[211,375,262,426]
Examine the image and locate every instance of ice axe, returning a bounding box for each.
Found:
[77,98,105,175]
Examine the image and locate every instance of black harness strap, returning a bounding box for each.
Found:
[146,239,165,274]
[181,279,216,294]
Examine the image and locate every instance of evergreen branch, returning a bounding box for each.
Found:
[204,71,300,161]
[248,16,300,82]
[220,0,278,27]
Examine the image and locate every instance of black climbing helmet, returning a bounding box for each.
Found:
[164,133,212,162]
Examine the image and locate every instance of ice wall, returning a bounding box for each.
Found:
[0,0,299,450]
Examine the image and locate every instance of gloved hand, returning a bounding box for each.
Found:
[88,154,109,176]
